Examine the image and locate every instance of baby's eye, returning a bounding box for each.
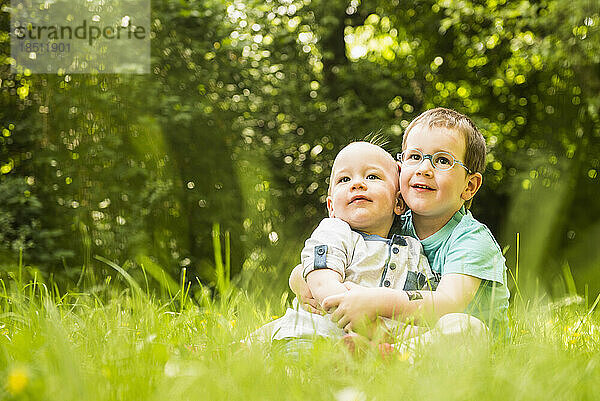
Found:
[366,174,380,180]
[338,176,350,183]
[407,153,422,161]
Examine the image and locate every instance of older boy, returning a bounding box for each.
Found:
[291,108,510,344]
[250,142,433,342]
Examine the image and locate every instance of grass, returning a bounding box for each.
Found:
[1,261,600,401]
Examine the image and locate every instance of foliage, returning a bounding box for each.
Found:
[0,176,72,266]
[0,0,599,294]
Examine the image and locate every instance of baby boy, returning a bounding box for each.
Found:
[250,141,434,342]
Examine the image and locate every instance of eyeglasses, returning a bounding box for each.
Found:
[397,149,472,173]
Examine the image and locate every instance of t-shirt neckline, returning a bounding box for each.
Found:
[420,206,466,252]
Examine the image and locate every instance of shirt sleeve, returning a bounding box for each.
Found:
[301,218,355,280]
[442,225,506,286]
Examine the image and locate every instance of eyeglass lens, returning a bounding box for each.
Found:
[401,149,455,170]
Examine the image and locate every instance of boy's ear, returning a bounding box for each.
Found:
[393,192,405,216]
[326,196,335,218]
[461,172,483,202]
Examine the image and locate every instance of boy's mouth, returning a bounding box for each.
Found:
[411,183,434,191]
[349,195,371,204]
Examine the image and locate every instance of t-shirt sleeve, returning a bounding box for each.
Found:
[442,225,506,286]
[301,218,354,280]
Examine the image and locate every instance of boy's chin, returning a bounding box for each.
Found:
[348,221,389,236]
[347,221,374,233]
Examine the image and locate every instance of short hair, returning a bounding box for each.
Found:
[402,108,486,208]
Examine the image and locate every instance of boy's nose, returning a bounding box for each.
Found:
[415,159,434,175]
[351,179,367,190]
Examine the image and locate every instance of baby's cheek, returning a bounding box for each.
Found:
[398,172,408,190]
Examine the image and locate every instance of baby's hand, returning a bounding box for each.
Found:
[299,289,324,314]
[289,264,325,314]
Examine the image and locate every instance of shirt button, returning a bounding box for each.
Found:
[384,280,391,287]
[392,246,399,254]
[389,263,396,270]
[317,247,325,255]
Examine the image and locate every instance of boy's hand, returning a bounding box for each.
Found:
[323,282,383,333]
[296,282,323,314]
[299,288,323,314]
[289,264,324,314]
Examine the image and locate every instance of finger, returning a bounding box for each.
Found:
[299,294,316,308]
[301,303,319,314]
[304,297,319,309]
[312,301,328,315]
[322,294,342,310]
[330,305,344,322]
[300,289,314,301]
[353,320,370,337]
[337,314,350,329]
[343,322,353,333]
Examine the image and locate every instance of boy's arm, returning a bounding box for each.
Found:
[322,273,480,331]
[289,263,347,312]
[324,224,507,332]
[305,269,347,308]
[297,218,354,309]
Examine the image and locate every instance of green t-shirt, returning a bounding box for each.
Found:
[397,207,510,334]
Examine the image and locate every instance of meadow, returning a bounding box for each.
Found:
[3,1,599,399]
[1,255,599,401]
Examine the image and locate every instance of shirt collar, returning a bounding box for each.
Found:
[355,230,389,242]
[420,206,466,253]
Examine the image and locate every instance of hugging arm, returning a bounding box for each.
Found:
[323,273,481,331]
